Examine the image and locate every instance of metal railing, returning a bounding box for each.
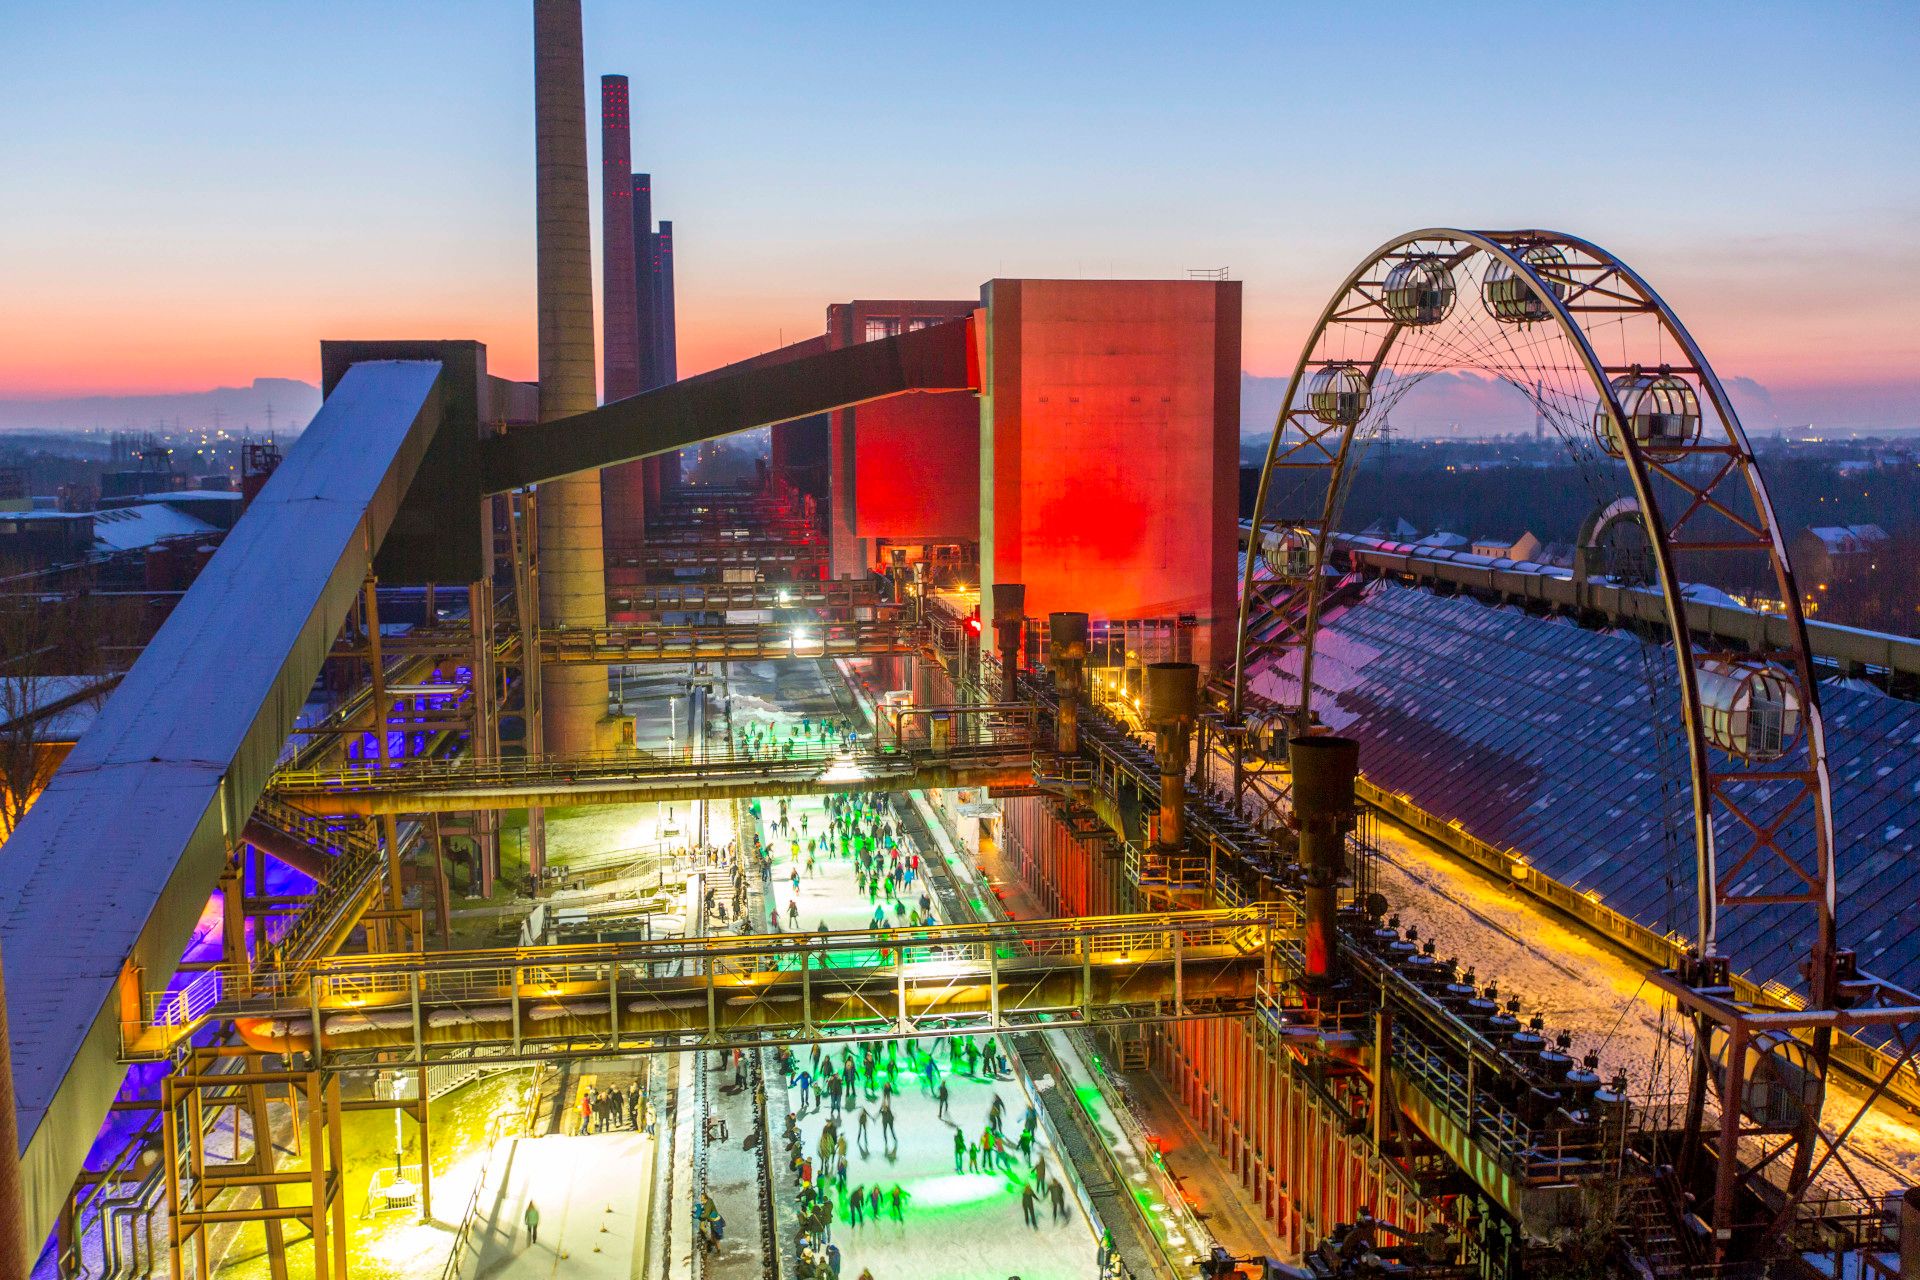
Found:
[129,906,1287,1053]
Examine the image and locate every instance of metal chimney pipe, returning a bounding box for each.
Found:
[1146,662,1198,852]
[1048,612,1088,754]
[534,0,609,757]
[992,583,1025,704]
[1289,734,1359,991]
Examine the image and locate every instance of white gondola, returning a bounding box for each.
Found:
[1306,363,1370,427]
[1482,243,1570,324]
[1697,659,1802,761]
[1594,369,1702,462]
[1382,255,1456,326]
[1259,525,1316,581]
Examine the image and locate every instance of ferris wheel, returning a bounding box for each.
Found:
[1228,229,1845,1228]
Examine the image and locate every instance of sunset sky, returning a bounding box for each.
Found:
[2,2,1916,425]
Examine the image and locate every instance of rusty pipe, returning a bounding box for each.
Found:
[1290,734,1358,990]
[1047,611,1088,755]
[1146,662,1198,852]
[992,583,1025,705]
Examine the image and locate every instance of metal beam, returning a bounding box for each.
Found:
[0,360,449,1265]
[482,315,975,493]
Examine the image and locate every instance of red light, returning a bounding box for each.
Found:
[965,618,981,636]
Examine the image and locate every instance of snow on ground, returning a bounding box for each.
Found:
[461,1132,651,1280]
[1370,816,1920,1196]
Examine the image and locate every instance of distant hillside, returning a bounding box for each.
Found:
[0,378,319,435]
[1242,369,1915,446]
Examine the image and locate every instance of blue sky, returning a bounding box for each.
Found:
[1,1,1915,423]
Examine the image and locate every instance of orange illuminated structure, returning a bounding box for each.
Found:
[825,299,982,580]
[979,279,1241,664]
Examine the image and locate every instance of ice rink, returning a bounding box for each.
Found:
[766,788,1105,1280]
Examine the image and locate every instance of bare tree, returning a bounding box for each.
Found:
[0,560,133,842]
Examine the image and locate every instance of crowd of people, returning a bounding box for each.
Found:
[575,1079,648,1135]
[734,713,860,761]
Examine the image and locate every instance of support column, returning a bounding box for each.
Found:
[534,0,608,759]
[363,578,405,949]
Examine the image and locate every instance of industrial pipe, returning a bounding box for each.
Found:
[992,583,1026,705]
[1048,612,1089,755]
[1145,662,1199,852]
[1289,734,1359,992]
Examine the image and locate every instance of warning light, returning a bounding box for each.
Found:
[965,617,981,636]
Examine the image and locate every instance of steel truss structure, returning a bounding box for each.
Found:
[1226,229,1916,1261]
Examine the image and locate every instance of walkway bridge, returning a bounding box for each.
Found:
[123,908,1287,1068]
[609,579,886,614]
[271,704,1043,815]
[538,617,923,665]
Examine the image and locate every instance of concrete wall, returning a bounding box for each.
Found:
[979,279,1240,666]
[826,300,981,577]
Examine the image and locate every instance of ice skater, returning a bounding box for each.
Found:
[1020,1182,1039,1227]
[524,1200,540,1246]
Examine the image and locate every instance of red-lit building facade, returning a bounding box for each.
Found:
[979,278,1240,665]
[824,299,982,584]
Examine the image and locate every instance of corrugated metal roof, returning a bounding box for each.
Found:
[1248,581,1920,1001]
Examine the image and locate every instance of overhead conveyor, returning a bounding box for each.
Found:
[0,317,981,1267]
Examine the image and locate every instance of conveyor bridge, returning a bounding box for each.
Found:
[124,908,1288,1069]
[272,705,1042,815]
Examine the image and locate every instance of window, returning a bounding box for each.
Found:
[863,316,901,343]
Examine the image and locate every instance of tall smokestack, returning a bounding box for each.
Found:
[652,219,680,489]
[632,173,657,387]
[534,0,608,755]
[600,74,647,551]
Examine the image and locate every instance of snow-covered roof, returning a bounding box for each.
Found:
[89,503,217,553]
[1805,524,1889,555]
[1244,578,1920,1008]
[1414,531,1469,548]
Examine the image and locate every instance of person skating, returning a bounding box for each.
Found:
[888,1184,905,1220]
[797,1069,813,1112]
[1049,1177,1069,1223]
[954,1128,967,1172]
[988,1094,1005,1133]
[524,1200,540,1246]
[856,1106,871,1155]
[878,1098,895,1143]
[867,1185,881,1221]
[1020,1182,1039,1228]
[936,1079,950,1120]
[849,1183,864,1226]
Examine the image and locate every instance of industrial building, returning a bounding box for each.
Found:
[0,7,1916,1280]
